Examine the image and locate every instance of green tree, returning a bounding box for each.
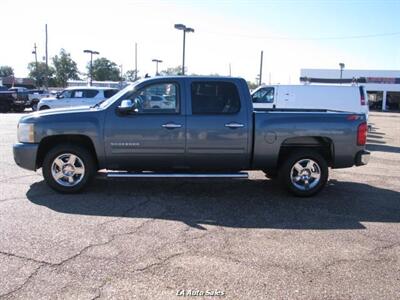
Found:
[52,49,80,87]
[0,66,14,77]
[124,70,140,82]
[246,81,259,90]
[159,66,185,76]
[88,57,121,81]
[27,62,55,87]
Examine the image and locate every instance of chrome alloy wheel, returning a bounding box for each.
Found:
[51,153,85,187]
[290,158,321,191]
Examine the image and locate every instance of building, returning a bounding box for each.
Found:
[300,69,400,111]
[67,80,127,89]
[0,76,35,89]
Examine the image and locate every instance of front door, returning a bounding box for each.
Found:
[186,80,250,171]
[103,81,186,170]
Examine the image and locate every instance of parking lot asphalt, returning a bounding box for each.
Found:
[0,111,399,299]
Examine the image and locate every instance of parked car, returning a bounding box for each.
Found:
[37,87,119,110]
[252,84,369,120]
[28,89,52,111]
[13,76,369,197]
[0,87,30,112]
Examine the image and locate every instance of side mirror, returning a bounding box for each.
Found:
[56,94,63,99]
[117,99,138,114]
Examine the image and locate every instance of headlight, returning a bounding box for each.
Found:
[18,123,35,143]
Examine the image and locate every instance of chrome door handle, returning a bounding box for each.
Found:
[225,122,244,129]
[162,123,182,129]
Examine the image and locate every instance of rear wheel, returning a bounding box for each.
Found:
[0,101,11,113]
[42,144,96,193]
[13,105,25,113]
[279,150,328,197]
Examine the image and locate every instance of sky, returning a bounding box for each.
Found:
[1,0,400,84]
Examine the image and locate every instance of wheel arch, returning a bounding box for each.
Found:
[36,135,98,169]
[278,136,334,168]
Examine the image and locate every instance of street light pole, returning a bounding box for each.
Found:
[84,49,99,86]
[152,59,162,75]
[339,62,345,80]
[174,24,194,75]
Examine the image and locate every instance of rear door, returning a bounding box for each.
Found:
[186,80,250,170]
[82,89,100,106]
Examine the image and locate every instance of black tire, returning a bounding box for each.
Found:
[39,105,50,110]
[278,150,328,197]
[42,144,96,193]
[31,100,39,111]
[12,105,25,113]
[0,101,11,113]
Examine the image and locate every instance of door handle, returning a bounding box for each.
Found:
[162,123,182,129]
[225,122,244,129]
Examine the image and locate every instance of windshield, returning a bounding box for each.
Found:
[99,81,143,109]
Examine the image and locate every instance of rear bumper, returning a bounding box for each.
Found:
[13,143,39,171]
[355,150,370,166]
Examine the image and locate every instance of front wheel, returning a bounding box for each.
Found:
[42,144,96,193]
[279,150,328,197]
[39,105,50,110]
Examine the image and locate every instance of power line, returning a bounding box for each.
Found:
[203,30,400,41]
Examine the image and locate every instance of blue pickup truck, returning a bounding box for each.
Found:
[13,76,369,196]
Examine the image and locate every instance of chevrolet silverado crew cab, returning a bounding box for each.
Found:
[13,76,370,197]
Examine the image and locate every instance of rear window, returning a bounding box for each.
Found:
[104,89,118,98]
[83,90,99,98]
[191,81,241,114]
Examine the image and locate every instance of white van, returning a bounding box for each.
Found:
[252,84,368,119]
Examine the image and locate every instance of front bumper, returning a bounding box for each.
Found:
[13,143,39,171]
[355,150,370,166]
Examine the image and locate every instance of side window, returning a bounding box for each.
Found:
[124,83,179,114]
[191,81,241,114]
[60,90,73,98]
[83,90,99,98]
[104,89,118,98]
[72,90,84,98]
[252,88,274,103]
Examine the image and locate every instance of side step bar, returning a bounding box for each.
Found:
[106,171,249,179]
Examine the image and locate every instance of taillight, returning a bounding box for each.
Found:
[359,86,366,105]
[357,122,367,145]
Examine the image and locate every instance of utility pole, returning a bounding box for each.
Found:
[134,42,138,81]
[258,50,263,86]
[45,24,48,88]
[229,63,231,76]
[32,43,38,86]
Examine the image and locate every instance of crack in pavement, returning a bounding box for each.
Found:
[0,264,43,298]
[0,217,158,298]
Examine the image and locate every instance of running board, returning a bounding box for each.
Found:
[106,171,249,179]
